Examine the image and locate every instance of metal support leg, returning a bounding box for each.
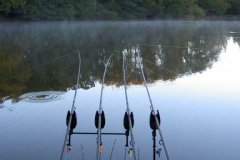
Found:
[152,130,156,160]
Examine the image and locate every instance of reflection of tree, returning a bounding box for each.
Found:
[0,39,31,99]
[235,38,240,46]
[228,22,240,46]
[0,21,233,99]
[232,36,240,46]
[138,23,228,82]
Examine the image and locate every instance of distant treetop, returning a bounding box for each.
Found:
[0,0,239,20]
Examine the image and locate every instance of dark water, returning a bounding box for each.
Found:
[0,21,240,160]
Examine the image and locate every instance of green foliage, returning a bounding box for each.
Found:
[198,0,230,15]
[143,0,164,17]
[0,0,239,20]
[0,0,27,15]
[118,0,148,18]
[163,0,204,17]
[227,0,240,14]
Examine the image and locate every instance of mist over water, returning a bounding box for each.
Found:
[0,21,240,160]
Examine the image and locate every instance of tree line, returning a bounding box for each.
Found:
[0,0,239,20]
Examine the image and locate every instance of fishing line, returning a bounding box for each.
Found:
[0,50,78,101]
[137,43,222,52]
[80,145,98,160]
[138,148,140,160]
[109,139,117,160]
[96,54,114,160]
[1,60,78,109]
[115,47,180,81]
[0,50,76,83]
[122,53,137,160]
[136,45,171,160]
[142,58,178,76]
[124,147,127,160]
[114,47,185,85]
[60,50,81,160]
[80,145,85,160]
[79,145,95,160]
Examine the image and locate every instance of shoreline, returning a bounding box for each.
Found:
[1,14,240,22]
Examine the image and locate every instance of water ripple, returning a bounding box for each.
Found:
[0,107,19,130]
[19,91,65,103]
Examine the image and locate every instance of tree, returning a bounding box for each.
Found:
[226,0,240,14]
[163,0,204,17]
[117,0,149,18]
[198,0,230,15]
[0,0,27,15]
[143,0,164,17]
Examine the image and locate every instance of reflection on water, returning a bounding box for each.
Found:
[1,21,239,100]
[0,21,240,160]
[0,99,20,131]
[19,91,65,103]
[175,38,240,93]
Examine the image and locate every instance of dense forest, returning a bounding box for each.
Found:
[0,0,239,20]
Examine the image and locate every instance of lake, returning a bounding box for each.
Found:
[0,20,240,160]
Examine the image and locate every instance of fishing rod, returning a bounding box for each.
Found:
[122,53,137,160]
[80,145,86,160]
[136,46,171,160]
[96,54,114,160]
[109,139,116,160]
[60,50,81,160]
[138,148,140,160]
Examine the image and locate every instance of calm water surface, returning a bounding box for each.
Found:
[0,21,240,160]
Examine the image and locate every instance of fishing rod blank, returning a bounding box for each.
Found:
[80,145,86,160]
[96,54,114,160]
[60,50,81,160]
[122,53,137,160]
[136,46,171,160]
[109,139,116,160]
